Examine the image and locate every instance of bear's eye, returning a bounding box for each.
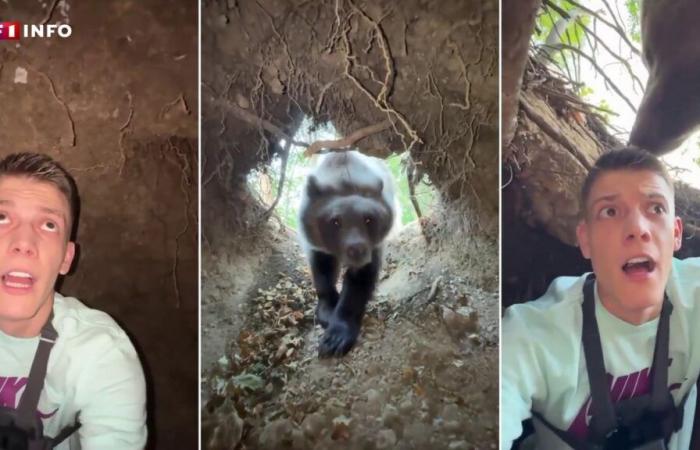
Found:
[365,216,373,225]
[331,217,341,227]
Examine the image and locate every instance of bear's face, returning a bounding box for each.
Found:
[311,195,392,268]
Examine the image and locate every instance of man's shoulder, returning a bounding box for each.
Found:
[504,273,587,325]
[672,256,700,279]
[502,274,587,358]
[669,257,700,309]
[52,293,133,352]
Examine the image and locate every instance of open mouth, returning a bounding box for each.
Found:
[622,256,656,275]
[1,271,34,290]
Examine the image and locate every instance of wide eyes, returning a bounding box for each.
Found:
[648,203,666,215]
[598,207,617,219]
[597,203,667,219]
[0,213,60,232]
[41,220,59,232]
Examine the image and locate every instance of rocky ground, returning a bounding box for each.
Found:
[202,222,499,450]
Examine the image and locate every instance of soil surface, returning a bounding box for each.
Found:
[202,222,499,450]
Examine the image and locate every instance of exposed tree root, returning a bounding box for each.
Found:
[33,68,76,147]
[304,120,391,156]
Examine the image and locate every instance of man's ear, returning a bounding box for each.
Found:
[59,242,76,275]
[673,216,683,251]
[576,221,592,259]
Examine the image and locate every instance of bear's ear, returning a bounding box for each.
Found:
[375,178,384,194]
[307,175,323,198]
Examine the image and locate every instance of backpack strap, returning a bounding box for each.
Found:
[49,419,81,447]
[581,274,618,444]
[582,274,675,444]
[16,313,58,433]
[531,275,681,448]
[650,296,673,413]
[14,312,81,448]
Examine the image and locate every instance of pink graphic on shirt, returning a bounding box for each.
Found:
[0,376,58,419]
[567,361,681,439]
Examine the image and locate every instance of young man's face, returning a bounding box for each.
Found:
[0,175,75,336]
[576,169,682,324]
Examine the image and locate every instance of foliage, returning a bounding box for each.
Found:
[534,1,589,48]
[532,0,643,116]
[625,0,641,43]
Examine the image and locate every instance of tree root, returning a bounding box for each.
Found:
[33,68,76,147]
[304,120,391,156]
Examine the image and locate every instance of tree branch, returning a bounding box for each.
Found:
[565,0,641,57]
[544,43,637,112]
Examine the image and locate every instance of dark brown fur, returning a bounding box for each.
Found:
[629,0,700,154]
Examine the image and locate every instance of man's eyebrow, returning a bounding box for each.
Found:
[588,193,619,209]
[0,200,67,222]
[644,191,669,203]
[38,207,68,222]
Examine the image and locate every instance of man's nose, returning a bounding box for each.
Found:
[9,224,38,257]
[624,210,651,242]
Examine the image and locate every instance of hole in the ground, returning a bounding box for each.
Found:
[246,116,437,229]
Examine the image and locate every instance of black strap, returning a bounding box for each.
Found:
[50,419,80,447]
[581,275,618,443]
[531,276,681,449]
[650,298,673,414]
[582,274,674,444]
[11,312,81,448]
[16,313,58,432]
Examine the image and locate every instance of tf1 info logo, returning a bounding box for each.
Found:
[0,22,73,40]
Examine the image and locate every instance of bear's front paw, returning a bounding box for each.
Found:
[318,319,360,357]
[315,301,335,329]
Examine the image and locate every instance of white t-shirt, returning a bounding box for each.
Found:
[501,257,700,450]
[0,293,147,449]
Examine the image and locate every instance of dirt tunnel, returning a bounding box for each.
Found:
[201,0,500,448]
[0,1,198,448]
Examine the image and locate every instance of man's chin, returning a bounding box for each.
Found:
[0,297,44,321]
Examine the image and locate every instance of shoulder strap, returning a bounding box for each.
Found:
[50,419,81,447]
[582,274,674,443]
[649,294,673,413]
[581,274,618,443]
[16,313,58,432]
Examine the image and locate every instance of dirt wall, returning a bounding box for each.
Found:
[0,1,198,448]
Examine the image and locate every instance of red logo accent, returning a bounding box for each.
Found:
[0,22,21,40]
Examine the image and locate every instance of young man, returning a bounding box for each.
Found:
[0,153,146,448]
[502,148,700,449]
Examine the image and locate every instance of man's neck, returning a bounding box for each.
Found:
[597,287,663,326]
[0,298,53,338]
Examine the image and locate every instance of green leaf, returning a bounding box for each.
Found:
[232,373,264,392]
[625,0,642,43]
